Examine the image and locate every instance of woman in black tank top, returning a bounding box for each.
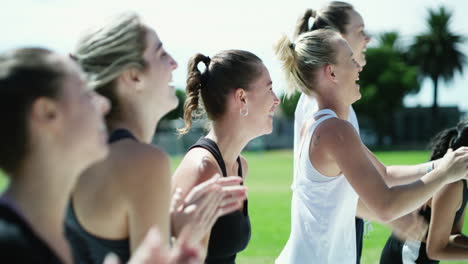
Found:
[173,50,280,263]
[0,48,110,263]
[380,119,468,263]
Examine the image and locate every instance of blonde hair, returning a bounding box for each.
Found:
[274,29,341,97]
[71,12,147,121]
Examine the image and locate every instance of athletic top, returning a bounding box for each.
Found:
[294,94,364,264]
[0,200,63,263]
[189,137,251,264]
[277,109,359,264]
[65,129,135,264]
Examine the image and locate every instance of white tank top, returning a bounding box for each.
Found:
[276,108,359,264]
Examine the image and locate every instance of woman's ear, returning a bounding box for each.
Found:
[28,97,64,138]
[30,97,60,124]
[324,64,337,82]
[119,68,143,92]
[234,88,247,106]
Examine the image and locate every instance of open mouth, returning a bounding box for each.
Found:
[268,106,277,117]
[168,79,175,89]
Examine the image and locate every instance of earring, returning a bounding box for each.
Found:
[240,107,249,117]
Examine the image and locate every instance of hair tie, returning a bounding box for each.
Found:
[203,56,211,66]
[310,9,317,18]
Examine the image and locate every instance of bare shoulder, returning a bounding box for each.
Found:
[434,180,464,210]
[173,148,223,191]
[111,141,171,190]
[313,118,360,147]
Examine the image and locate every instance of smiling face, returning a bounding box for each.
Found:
[57,58,110,166]
[139,28,179,117]
[243,63,280,136]
[331,38,363,104]
[342,9,370,67]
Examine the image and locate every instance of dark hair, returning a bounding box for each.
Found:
[429,119,468,160]
[0,48,67,174]
[294,1,354,39]
[72,12,147,123]
[178,50,263,135]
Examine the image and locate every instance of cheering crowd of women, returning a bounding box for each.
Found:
[0,2,467,264]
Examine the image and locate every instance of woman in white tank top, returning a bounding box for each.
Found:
[274,29,468,264]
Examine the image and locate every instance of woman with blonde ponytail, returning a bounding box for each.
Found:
[173,50,279,263]
[287,3,431,264]
[274,28,468,264]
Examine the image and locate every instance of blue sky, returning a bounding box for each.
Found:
[1,0,467,111]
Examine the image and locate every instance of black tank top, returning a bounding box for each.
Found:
[65,129,135,264]
[189,137,251,264]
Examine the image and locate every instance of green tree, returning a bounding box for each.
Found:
[162,89,186,121]
[354,32,420,145]
[408,6,465,113]
[279,91,301,120]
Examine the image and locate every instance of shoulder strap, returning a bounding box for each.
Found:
[189,138,243,178]
[311,108,337,118]
[189,138,227,176]
[237,157,243,176]
[297,114,337,160]
[108,129,137,143]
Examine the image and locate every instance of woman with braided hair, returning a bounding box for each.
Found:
[173,50,280,263]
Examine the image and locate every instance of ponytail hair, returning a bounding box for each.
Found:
[294,9,317,39]
[178,53,211,135]
[179,50,263,135]
[274,29,341,98]
[274,34,307,97]
[429,119,468,160]
[294,1,354,37]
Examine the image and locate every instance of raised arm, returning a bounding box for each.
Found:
[319,119,468,222]
[426,180,468,260]
[363,146,439,187]
[450,209,468,248]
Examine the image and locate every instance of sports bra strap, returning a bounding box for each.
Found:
[312,109,337,118]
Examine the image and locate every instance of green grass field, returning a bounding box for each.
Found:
[1,150,467,264]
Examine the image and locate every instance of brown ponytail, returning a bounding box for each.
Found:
[294,9,317,39]
[178,53,211,135]
[179,50,263,135]
[295,2,354,36]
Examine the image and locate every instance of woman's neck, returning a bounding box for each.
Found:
[206,119,250,172]
[314,95,350,120]
[108,111,163,144]
[5,155,79,264]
